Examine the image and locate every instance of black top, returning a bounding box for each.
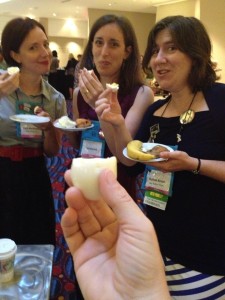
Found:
[135,83,225,275]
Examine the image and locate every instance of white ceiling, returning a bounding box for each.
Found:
[0,0,187,20]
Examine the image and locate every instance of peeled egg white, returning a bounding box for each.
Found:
[71,157,117,200]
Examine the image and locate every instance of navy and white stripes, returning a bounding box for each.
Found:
[164,257,225,299]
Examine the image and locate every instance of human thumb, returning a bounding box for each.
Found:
[99,169,145,222]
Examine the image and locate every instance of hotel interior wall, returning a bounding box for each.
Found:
[0,0,224,81]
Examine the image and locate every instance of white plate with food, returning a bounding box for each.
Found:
[123,141,174,162]
[10,114,50,124]
[53,116,94,132]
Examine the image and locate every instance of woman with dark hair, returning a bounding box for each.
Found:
[95,16,225,298]
[70,14,153,199]
[0,17,67,245]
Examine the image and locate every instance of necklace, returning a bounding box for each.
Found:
[150,92,197,143]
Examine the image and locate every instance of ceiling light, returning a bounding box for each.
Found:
[0,0,11,3]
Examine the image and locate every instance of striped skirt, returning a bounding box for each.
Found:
[164,257,225,300]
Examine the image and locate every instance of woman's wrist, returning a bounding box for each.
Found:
[192,158,201,174]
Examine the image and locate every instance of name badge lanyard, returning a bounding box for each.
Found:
[142,122,178,210]
[79,120,106,158]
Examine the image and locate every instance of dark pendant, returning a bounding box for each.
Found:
[149,123,160,142]
[180,109,195,124]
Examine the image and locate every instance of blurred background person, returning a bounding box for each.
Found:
[48,50,60,89]
[50,50,59,73]
[65,53,78,76]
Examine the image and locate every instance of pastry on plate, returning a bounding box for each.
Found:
[76,118,92,128]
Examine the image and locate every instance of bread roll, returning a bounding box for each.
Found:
[76,118,91,128]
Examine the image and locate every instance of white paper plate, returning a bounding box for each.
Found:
[10,114,50,124]
[53,120,94,131]
[123,142,174,162]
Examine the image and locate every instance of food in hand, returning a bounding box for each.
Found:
[76,118,92,128]
[34,106,42,114]
[71,156,117,200]
[126,140,169,161]
[7,67,20,75]
[106,82,119,92]
[58,116,76,129]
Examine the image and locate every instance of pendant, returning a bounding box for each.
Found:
[149,123,160,142]
[180,109,195,125]
[177,133,182,143]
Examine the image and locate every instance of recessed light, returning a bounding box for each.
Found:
[0,0,11,4]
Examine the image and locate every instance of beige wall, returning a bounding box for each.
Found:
[156,0,197,21]
[200,0,224,82]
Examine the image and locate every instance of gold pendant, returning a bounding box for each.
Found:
[180,109,195,124]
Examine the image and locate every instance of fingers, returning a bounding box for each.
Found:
[0,72,20,96]
[64,169,73,187]
[79,68,104,100]
[61,206,85,254]
[95,100,110,117]
[64,170,117,236]
[0,72,8,80]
